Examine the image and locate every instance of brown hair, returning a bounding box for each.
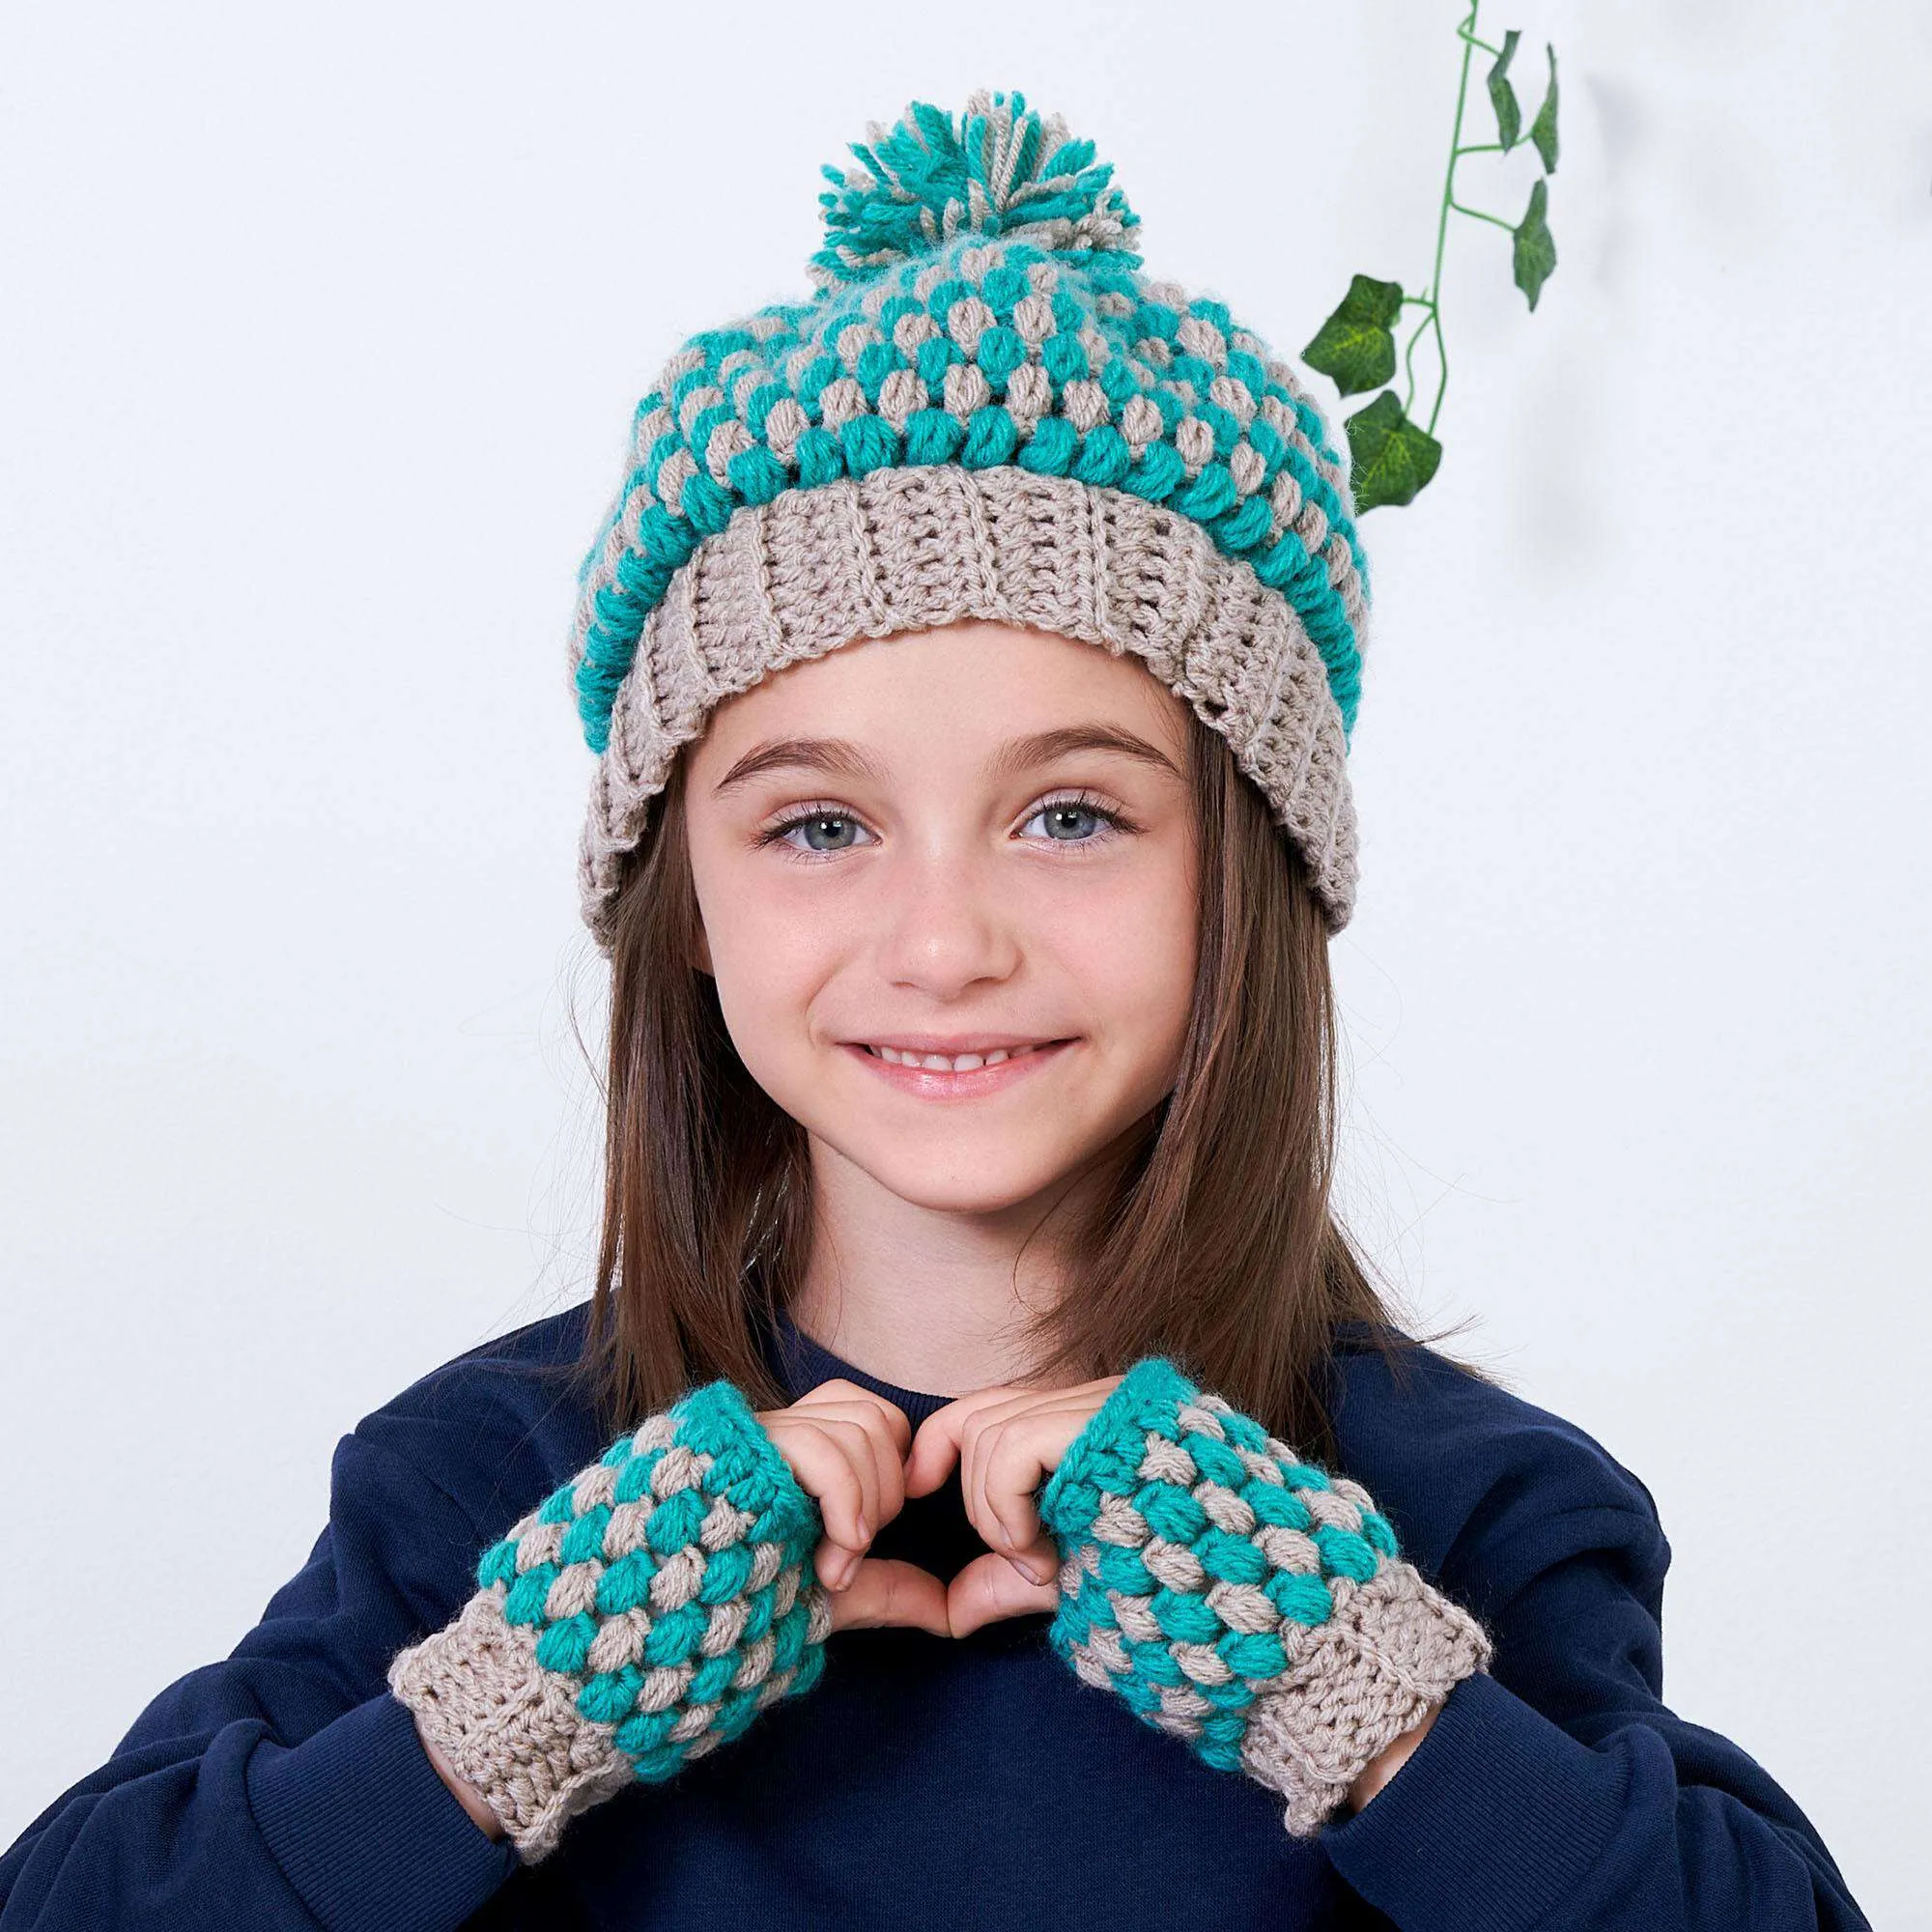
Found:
[559,698,1508,1466]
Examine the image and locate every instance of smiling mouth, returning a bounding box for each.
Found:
[856,1040,1071,1071]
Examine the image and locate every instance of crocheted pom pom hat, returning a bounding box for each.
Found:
[566,88,1374,952]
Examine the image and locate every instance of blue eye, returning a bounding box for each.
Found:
[767,811,870,856]
[1020,796,1128,842]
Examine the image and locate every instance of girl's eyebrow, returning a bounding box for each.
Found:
[710,724,1181,797]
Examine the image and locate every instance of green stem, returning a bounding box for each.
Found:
[1418,1,1482,436]
[1428,308,1450,438]
[1447,197,1517,231]
[1402,302,1435,417]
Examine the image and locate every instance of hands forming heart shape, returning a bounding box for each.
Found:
[754,1371,1454,1814]
[756,1374,1125,1640]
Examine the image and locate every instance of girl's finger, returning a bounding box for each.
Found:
[910,1376,1120,1496]
[914,1384,1116,1581]
[823,1556,953,1638]
[963,1398,1095,1569]
[943,1548,1061,1639]
[900,1386,1003,1499]
[754,1417,868,1591]
[759,1411,877,1564]
[907,1381,1057,1497]
[757,1381,911,1581]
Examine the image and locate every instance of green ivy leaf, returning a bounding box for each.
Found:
[1512,176,1556,309]
[1529,43,1559,172]
[1300,272,1405,396]
[1488,28,1522,152]
[1344,390,1443,511]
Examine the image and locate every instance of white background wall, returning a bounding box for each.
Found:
[3,2,1924,1920]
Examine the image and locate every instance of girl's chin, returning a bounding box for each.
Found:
[855,1168,1088,1216]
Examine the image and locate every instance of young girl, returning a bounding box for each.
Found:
[0,89,1870,1932]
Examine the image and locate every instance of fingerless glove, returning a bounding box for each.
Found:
[1036,1354,1492,1837]
[388,1378,833,1864]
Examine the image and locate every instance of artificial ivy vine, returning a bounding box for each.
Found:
[1300,2,1561,511]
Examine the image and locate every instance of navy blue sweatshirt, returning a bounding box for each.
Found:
[0,1302,1871,1930]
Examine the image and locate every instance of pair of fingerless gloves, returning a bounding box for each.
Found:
[388,1355,1493,1862]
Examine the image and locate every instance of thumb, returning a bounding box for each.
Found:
[944,1548,1062,1639]
[823,1556,955,1638]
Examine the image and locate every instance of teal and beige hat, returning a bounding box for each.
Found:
[566,88,1373,952]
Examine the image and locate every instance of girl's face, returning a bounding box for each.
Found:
[681,619,1200,1220]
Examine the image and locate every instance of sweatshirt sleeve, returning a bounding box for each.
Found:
[1317,1492,1873,1931]
[0,1426,520,1932]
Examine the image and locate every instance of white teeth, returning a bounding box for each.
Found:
[870,1042,1042,1071]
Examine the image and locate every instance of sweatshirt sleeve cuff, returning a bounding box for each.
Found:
[247,1688,520,1932]
[1318,1666,1632,1932]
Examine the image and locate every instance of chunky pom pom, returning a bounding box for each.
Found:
[807,87,1144,295]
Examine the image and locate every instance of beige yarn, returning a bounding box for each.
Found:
[570,463,1362,954]
[388,1587,639,1865]
[1239,1559,1493,1834]
[1054,1542,1492,1836]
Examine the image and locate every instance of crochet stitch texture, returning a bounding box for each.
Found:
[566,88,1374,952]
[1036,1354,1494,1836]
[387,1378,833,1864]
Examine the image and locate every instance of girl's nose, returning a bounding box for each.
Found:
[872,844,1022,997]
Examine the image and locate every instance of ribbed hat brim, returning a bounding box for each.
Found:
[575,463,1358,953]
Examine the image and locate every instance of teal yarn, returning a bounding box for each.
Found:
[808,92,1143,291]
[1037,1354,1405,1781]
[569,89,1372,763]
[471,1376,829,1784]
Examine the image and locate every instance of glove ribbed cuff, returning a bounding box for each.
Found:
[388,1586,639,1864]
[1236,1554,1492,1835]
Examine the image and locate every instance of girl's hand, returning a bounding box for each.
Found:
[755,1379,953,1638]
[901,1375,1126,1638]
